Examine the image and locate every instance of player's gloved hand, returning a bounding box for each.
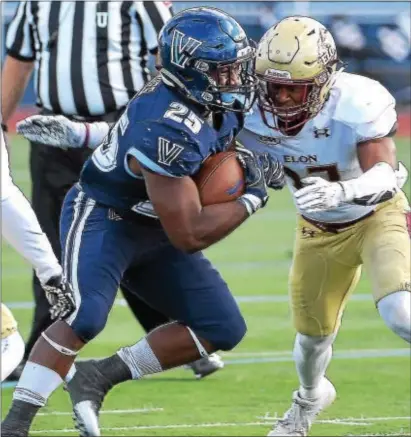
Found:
[235,143,284,189]
[259,153,285,190]
[294,177,344,213]
[235,146,270,215]
[42,275,76,320]
[16,115,87,148]
[395,161,408,189]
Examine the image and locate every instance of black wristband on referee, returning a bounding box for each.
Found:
[1,123,8,132]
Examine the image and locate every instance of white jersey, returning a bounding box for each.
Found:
[238,72,397,224]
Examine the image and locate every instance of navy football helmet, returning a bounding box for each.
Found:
[158,7,258,112]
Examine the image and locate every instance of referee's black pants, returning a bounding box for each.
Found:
[24,140,169,360]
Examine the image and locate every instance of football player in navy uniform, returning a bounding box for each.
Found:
[2,8,284,437]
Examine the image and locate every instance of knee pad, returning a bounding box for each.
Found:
[377,291,411,343]
[294,332,336,357]
[70,311,108,343]
[210,314,247,351]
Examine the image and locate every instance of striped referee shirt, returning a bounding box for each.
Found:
[6,1,173,116]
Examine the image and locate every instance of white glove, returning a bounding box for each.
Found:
[294,177,345,213]
[395,161,408,189]
[16,115,87,148]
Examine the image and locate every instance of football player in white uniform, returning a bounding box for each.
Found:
[1,128,75,381]
[239,17,410,436]
[16,17,410,436]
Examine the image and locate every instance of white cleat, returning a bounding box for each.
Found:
[267,379,336,436]
[187,353,224,379]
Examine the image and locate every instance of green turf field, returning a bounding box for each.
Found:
[2,135,411,436]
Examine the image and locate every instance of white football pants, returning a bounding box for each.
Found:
[1,331,25,381]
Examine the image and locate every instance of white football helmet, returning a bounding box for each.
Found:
[255,16,342,133]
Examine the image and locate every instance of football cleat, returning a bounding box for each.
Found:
[66,361,112,437]
[186,353,224,379]
[267,378,336,436]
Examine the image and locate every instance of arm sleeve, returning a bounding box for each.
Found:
[135,2,173,53]
[1,131,62,284]
[127,122,203,178]
[6,2,35,61]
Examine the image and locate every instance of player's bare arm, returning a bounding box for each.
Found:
[357,135,396,170]
[142,167,249,252]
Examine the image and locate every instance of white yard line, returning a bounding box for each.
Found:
[30,422,271,434]
[3,348,408,389]
[29,416,411,434]
[37,407,163,416]
[222,349,410,358]
[258,413,411,422]
[65,348,407,365]
[346,433,410,437]
[3,293,375,309]
[221,348,410,364]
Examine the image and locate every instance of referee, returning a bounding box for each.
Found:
[2,1,223,380]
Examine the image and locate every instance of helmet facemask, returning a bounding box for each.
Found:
[200,50,259,113]
[255,16,343,134]
[257,63,338,133]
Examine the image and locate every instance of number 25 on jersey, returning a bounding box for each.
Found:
[164,102,203,134]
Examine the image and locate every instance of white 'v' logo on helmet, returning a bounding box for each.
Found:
[170,30,202,68]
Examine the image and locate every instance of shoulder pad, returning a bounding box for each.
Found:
[331,72,396,126]
[129,121,203,178]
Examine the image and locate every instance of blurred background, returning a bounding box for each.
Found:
[2,1,411,133]
[1,3,410,435]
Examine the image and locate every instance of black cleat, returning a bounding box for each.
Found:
[186,353,225,379]
[1,400,39,437]
[66,361,113,437]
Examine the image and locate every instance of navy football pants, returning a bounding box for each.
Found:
[60,185,246,351]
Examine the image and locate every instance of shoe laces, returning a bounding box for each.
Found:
[276,391,313,434]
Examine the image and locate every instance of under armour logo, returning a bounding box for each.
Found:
[401,281,411,291]
[171,30,202,68]
[313,128,331,138]
[258,135,281,146]
[301,226,316,238]
[96,11,108,28]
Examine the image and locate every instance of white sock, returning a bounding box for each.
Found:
[13,362,63,406]
[293,333,335,399]
[64,363,77,383]
[1,331,25,382]
[117,338,162,380]
[378,291,411,343]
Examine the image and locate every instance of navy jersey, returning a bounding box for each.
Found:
[80,76,243,217]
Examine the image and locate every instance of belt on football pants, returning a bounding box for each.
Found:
[302,210,375,234]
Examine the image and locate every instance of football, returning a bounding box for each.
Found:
[193,151,245,206]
